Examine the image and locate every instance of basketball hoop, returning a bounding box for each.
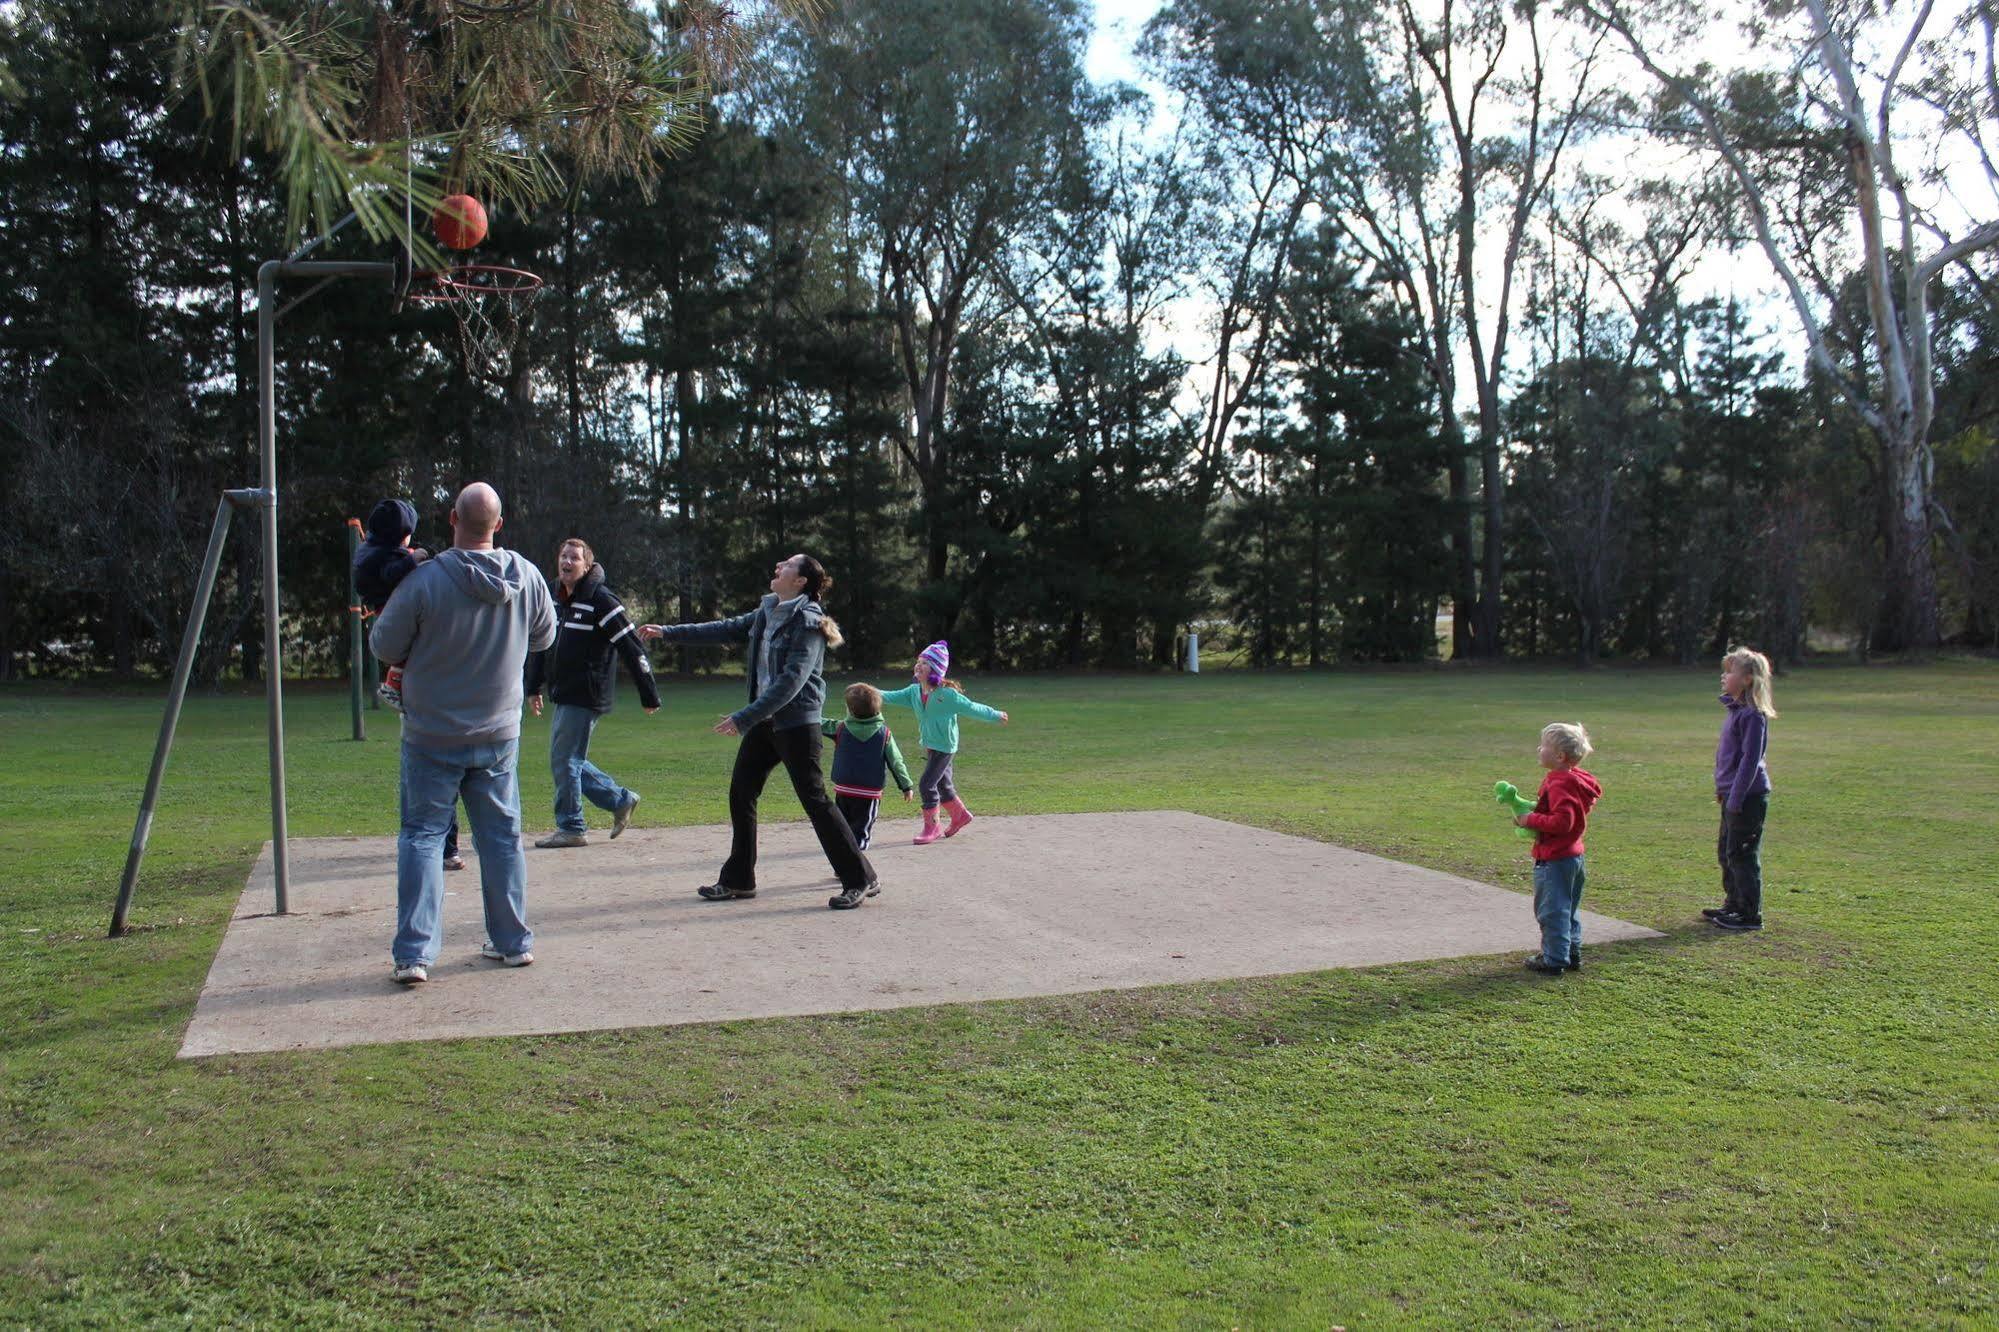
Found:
[403,264,544,381]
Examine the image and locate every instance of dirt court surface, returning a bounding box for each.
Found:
[180,811,1660,1057]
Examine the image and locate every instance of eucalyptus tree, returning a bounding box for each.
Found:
[1140,0,1370,516]
[1572,0,1999,650]
[798,0,1095,632]
[1300,0,1610,658]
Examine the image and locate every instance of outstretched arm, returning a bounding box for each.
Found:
[948,689,1007,723]
[638,608,758,646]
[885,730,915,794]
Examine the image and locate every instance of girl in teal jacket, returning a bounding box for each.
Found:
[877,640,1008,844]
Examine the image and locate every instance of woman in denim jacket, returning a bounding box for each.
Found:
[640,554,879,909]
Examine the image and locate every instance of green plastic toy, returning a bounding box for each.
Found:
[1493,780,1537,840]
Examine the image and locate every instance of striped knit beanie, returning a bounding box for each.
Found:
[918,640,950,685]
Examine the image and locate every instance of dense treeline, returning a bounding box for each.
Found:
[1,0,1995,680]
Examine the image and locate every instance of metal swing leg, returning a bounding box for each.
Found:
[109,488,267,938]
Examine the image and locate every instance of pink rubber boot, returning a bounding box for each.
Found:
[942,797,975,837]
[913,807,944,845]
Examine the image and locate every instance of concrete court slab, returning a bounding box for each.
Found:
[180,811,1660,1057]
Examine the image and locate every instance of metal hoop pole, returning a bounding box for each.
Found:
[256,263,292,914]
[110,489,264,937]
[256,258,393,916]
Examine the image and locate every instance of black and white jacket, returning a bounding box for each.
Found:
[523,563,661,713]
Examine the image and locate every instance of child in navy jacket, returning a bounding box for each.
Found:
[820,683,915,850]
[352,499,430,711]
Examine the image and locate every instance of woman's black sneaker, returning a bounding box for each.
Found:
[1712,911,1763,931]
[1700,906,1730,920]
[697,882,755,901]
[1523,955,1566,974]
[828,880,880,910]
[1565,952,1582,971]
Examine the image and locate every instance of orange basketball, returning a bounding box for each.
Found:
[433,194,488,250]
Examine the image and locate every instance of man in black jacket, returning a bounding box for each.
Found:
[523,539,660,847]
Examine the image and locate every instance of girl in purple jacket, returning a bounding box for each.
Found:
[1704,646,1777,931]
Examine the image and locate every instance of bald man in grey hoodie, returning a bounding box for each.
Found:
[370,483,557,983]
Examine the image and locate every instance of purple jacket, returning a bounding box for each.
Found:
[1714,694,1772,812]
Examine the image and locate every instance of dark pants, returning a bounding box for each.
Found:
[720,721,875,892]
[835,793,881,850]
[444,817,460,861]
[918,749,958,810]
[1718,791,1769,920]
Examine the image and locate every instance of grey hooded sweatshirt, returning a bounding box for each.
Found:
[369,547,557,749]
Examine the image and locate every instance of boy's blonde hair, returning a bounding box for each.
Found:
[1541,721,1594,764]
[844,682,882,719]
[1724,645,1779,719]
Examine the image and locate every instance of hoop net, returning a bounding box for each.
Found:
[404,265,544,381]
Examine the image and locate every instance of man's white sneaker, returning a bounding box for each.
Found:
[392,962,428,984]
[611,792,640,839]
[534,830,588,849]
[480,942,534,967]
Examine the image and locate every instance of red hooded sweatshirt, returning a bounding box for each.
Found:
[1522,766,1602,862]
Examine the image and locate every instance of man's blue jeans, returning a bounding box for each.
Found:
[550,703,631,834]
[1532,854,1586,966]
[395,736,532,967]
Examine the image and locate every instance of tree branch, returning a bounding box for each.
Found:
[1575,0,1887,432]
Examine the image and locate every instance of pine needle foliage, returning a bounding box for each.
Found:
[171,0,816,248]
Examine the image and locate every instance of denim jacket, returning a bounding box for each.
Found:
[651,593,831,732]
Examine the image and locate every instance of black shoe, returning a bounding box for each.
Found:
[1712,911,1763,931]
[829,880,879,910]
[697,882,755,901]
[1523,954,1567,974]
[1700,906,1730,920]
[1565,952,1582,971]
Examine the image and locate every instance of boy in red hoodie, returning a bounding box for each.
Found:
[1514,722,1602,974]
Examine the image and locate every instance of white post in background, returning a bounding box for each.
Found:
[1186,631,1200,674]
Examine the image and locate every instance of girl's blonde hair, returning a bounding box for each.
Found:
[1541,721,1593,763]
[1724,646,1778,718]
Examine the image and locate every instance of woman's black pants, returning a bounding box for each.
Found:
[719,720,875,892]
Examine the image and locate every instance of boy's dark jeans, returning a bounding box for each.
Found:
[1718,791,1769,919]
[1532,854,1586,966]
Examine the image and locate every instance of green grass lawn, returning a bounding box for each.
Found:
[2,663,1995,1326]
